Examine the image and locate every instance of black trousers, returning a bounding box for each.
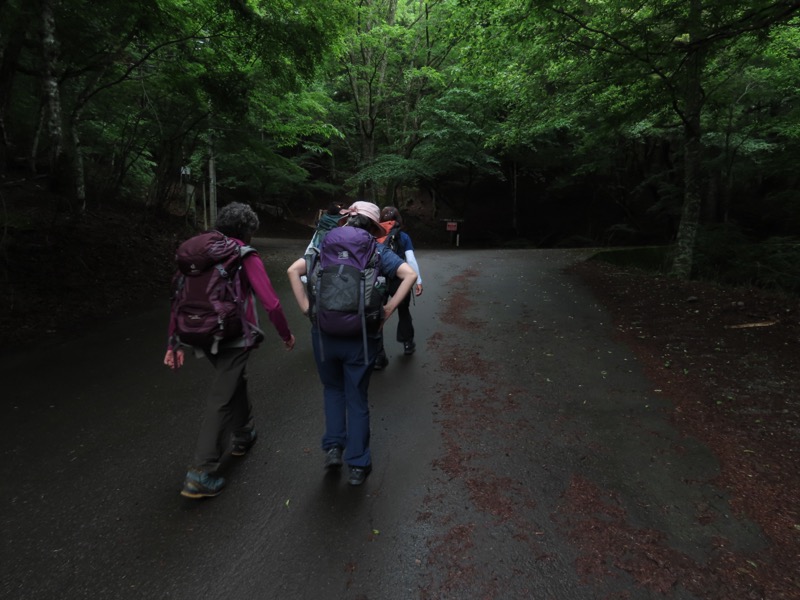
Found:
[379,280,414,358]
[393,289,414,343]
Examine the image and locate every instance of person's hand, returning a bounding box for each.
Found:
[383,305,396,321]
[164,348,184,370]
[415,283,424,297]
[284,334,296,351]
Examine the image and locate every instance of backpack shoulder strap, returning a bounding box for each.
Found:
[304,247,320,286]
[385,223,402,251]
[303,246,321,321]
[239,244,257,258]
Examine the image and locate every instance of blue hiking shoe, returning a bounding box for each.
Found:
[180,469,225,499]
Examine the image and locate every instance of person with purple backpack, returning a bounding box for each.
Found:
[286,201,417,485]
[164,202,296,499]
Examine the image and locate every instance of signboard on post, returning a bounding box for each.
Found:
[442,219,465,247]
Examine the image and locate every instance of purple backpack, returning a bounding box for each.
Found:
[308,226,387,362]
[169,231,258,353]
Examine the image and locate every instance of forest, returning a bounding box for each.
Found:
[3,5,799,595]
[1,0,799,291]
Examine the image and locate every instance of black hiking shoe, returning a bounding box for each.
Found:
[347,465,372,486]
[231,430,258,456]
[373,352,389,371]
[324,446,343,469]
[403,341,416,355]
[180,469,225,499]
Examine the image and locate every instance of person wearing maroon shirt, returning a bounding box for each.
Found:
[163,202,295,499]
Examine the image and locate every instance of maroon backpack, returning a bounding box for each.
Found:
[169,231,259,353]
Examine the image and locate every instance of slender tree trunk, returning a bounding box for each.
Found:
[202,177,208,230]
[29,102,46,174]
[511,160,518,236]
[722,166,733,224]
[671,111,703,279]
[0,26,26,174]
[359,129,376,201]
[209,133,217,227]
[70,124,86,211]
[67,62,112,212]
[705,172,718,223]
[40,0,65,181]
[671,0,705,279]
[386,179,397,205]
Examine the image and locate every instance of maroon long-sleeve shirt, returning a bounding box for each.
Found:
[239,250,292,342]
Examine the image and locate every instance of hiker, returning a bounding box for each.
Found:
[304,201,344,255]
[373,205,424,370]
[286,201,417,485]
[164,202,296,499]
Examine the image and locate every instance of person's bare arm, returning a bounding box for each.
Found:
[383,263,417,320]
[287,257,310,316]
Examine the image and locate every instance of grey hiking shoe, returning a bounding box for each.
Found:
[324,446,343,469]
[180,469,225,499]
[348,465,372,486]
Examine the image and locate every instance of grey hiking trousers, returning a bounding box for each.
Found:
[193,346,255,472]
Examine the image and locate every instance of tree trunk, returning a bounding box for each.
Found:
[209,134,217,227]
[360,130,376,200]
[705,172,719,223]
[511,160,518,236]
[0,26,27,174]
[672,120,702,279]
[70,124,86,212]
[386,178,400,206]
[29,102,46,174]
[671,0,705,279]
[40,0,66,183]
[66,55,116,212]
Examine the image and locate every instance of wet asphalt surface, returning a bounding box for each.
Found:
[0,240,765,599]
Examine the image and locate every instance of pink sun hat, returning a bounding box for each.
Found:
[338,201,383,236]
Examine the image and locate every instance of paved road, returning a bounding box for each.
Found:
[1,241,765,599]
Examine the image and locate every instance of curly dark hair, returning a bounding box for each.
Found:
[215,202,260,241]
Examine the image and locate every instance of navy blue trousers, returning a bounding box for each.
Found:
[311,328,379,468]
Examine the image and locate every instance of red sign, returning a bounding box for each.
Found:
[446,221,458,232]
